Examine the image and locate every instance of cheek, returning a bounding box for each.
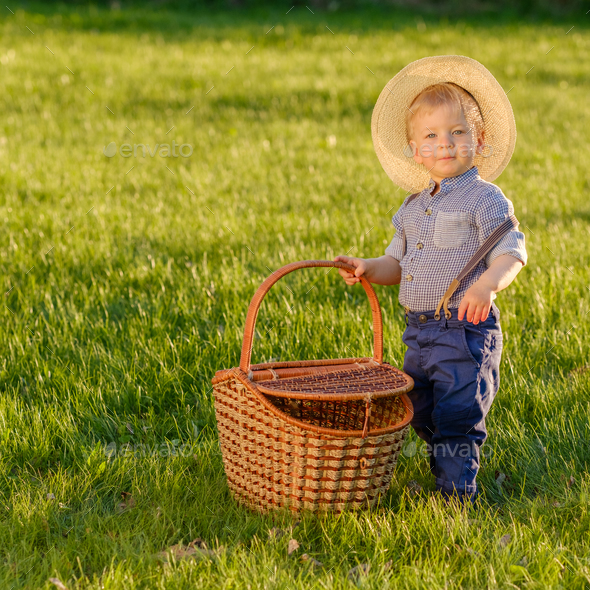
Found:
[417,142,436,159]
[457,138,476,158]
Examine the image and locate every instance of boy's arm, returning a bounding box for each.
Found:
[480,253,524,292]
[334,255,402,286]
[461,189,527,324]
[478,194,527,270]
[457,254,523,324]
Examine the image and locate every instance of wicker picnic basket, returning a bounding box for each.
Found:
[211,260,414,513]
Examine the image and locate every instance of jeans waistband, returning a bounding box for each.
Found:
[405,303,500,328]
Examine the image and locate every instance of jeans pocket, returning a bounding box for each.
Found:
[461,324,485,368]
[491,331,503,355]
[402,325,411,345]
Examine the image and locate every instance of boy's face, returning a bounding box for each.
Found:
[408,102,485,185]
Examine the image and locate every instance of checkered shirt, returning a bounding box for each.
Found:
[384,165,527,312]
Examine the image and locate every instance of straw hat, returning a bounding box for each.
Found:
[371,55,516,193]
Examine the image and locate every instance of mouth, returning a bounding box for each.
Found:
[438,157,455,161]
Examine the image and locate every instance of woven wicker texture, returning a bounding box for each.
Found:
[256,363,411,400]
[212,260,415,513]
[214,374,411,512]
[265,389,407,434]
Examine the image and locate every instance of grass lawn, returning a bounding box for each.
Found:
[1,2,590,588]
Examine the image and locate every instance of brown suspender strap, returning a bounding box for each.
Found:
[433,214,520,320]
[398,192,519,319]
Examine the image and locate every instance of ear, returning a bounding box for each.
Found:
[476,130,486,155]
[410,139,423,165]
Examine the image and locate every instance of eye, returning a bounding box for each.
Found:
[452,130,464,135]
[427,133,436,139]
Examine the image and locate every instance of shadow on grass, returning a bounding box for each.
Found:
[8,1,590,40]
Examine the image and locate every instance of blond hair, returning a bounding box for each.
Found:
[406,82,485,143]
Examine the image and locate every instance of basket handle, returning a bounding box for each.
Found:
[239,259,384,373]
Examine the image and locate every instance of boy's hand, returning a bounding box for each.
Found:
[458,282,494,324]
[458,254,525,324]
[334,255,370,286]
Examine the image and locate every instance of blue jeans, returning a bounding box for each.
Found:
[402,303,503,504]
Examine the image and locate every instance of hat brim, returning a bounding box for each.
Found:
[371,55,516,193]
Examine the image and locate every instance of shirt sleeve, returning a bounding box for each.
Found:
[384,200,406,262]
[475,189,528,268]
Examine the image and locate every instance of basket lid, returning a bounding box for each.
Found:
[254,362,412,401]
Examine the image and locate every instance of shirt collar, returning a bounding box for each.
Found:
[427,165,480,195]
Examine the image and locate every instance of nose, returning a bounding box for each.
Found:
[436,134,455,155]
[438,133,454,148]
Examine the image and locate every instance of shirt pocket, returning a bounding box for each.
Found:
[433,211,471,249]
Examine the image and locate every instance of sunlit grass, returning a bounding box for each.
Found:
[0,3,589,588]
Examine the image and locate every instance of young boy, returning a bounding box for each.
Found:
[335,56,527,505]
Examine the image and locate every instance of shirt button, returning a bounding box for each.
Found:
[418,314,428,324]
[406,274,413,282]
[416,242,423,250]
[425,208,432,216]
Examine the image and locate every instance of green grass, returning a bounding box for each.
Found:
[1,3,590,588]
